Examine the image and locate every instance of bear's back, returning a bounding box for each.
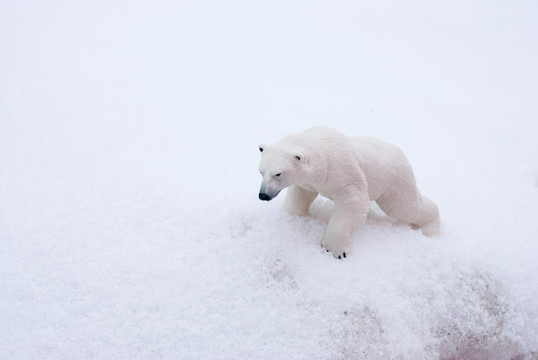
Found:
[352,136,414,200]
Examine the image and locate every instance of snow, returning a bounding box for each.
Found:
[1,0,537,359]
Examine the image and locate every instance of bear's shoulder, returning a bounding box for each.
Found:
[287,126,347,146]
[303,126,343,138]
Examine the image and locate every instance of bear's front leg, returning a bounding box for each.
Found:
[284,185,318,217]
[321,198,369,259]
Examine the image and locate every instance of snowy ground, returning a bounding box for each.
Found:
[1,1,538,359]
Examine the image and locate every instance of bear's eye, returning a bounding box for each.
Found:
[275,173,281,177]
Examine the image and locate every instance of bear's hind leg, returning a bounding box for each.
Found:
[284,185,318,217]
[376,189,440,237]
[414,195,440,236]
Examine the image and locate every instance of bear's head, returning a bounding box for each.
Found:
[257,144,306,201]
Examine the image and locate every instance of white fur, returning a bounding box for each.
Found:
[258,126,440,258]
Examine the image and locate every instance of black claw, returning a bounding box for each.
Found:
[326,249,329,253]
[343,252,346,258]
[338,255,341,259]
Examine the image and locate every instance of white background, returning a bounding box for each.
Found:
[1,1,537,359]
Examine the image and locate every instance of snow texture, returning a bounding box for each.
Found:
[1,1,537,359]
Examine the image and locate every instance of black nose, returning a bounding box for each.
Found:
[259,193,272,201]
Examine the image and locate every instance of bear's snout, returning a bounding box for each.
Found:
[259,193,273,201]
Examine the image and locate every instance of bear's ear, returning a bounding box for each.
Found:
[294,152,307,163]
[258,144,265,153]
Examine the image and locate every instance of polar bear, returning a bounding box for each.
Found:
[257,126,440,258]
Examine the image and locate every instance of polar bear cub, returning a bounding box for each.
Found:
[258,126,440,258]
